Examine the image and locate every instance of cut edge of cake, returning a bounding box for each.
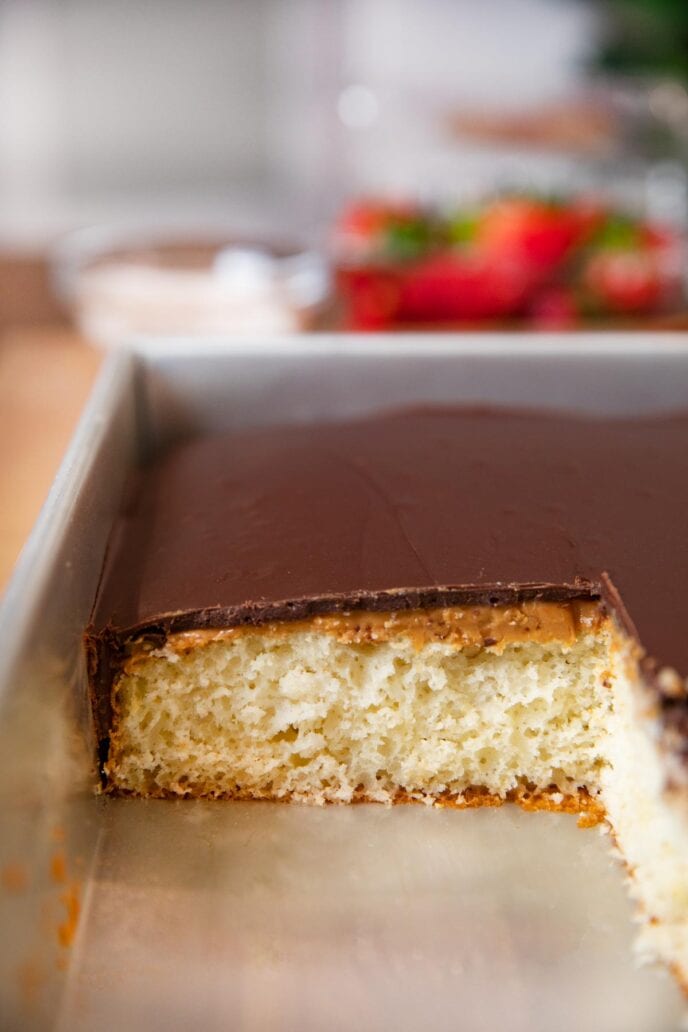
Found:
[87,596,688,987]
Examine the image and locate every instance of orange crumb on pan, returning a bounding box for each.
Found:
[50,852,67,885]
[58,884,81,949]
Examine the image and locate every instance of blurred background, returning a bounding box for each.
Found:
[2,0,688,580]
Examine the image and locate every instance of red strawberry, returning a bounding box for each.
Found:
[397,253,533,320]
[476,196,598,273]
[530,286,580,328]
[334,199,426,254]
[583,249,665,314]
[581,216,682,315]
[336,267,401,329]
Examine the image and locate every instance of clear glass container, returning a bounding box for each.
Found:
[52,224,331,347]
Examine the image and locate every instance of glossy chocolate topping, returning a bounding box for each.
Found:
[90,407,688,685]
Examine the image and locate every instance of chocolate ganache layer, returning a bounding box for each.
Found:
[87,407,688,741]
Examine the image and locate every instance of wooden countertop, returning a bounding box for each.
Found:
[0,329,102,591]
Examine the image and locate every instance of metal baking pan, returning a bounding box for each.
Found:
[2,334,688,1032]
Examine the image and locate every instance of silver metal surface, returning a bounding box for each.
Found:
[2,335,688,1031]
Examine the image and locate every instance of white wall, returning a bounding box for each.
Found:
[335,0,598,202]
[59,0,269,193]
[0,0,598,243]
[0,0,272,243]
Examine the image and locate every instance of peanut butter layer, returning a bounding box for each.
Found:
[123,600,605,671]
